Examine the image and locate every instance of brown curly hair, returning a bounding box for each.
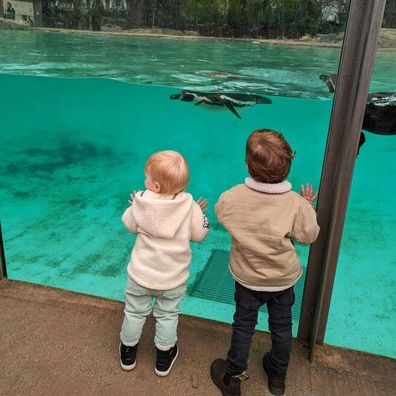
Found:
[245,129,294,183]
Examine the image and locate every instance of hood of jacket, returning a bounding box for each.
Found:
[132,190,193,239]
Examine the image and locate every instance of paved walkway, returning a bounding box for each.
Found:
[1,279,395,396]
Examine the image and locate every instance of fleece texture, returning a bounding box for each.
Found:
[122,190,209,290]
[216,180,319,289]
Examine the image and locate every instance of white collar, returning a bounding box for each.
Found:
[245,177,292,194]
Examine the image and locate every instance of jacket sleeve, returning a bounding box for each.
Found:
[290,200,320,244]
[215,192,227,224]
[121,205,138,234]
[191,201,210,242]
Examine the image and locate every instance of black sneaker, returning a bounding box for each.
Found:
[155,344,179,376]
[263,352,286,396]
[119,342,138,370]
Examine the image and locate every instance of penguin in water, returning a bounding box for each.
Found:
[170,90,272,119]
[320,74,396,153]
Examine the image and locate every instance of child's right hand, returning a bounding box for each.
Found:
[196,197,208,212]
[300,184,318,206]
[128,190,139,205]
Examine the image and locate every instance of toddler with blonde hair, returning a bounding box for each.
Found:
[119,150,209,376]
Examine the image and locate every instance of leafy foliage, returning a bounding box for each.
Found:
[40,0,396,37]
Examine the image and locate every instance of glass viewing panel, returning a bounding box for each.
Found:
[325,43,396,358]
[1,0,394,356]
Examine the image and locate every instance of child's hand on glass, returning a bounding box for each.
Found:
[128,190,139,205]
[196,197,208,212]
[300,184,318,206]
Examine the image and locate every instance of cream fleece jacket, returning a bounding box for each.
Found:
[216,179,320,289]
[122,190,209,290]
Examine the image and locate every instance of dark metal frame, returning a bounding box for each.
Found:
[0,222,7,279]
[297,0,386,360]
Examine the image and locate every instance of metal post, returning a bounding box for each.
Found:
[0,222,7,279]
[297,0,386,361]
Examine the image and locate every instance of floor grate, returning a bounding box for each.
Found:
[189,249,305,321]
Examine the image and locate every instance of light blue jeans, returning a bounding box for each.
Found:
[120,276,186,350]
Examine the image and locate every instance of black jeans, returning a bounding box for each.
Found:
[226,282,295,378]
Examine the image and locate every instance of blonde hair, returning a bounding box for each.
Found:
[144,150,189,194]
[246,129,294,183]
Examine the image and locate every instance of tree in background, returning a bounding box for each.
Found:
[91,0,104,31]
[296,0,322,36]
[319,0,348,34]
[39,0,396,37]
[245,0,265,37]
[383,0,396,28]
[71,0,82,29]
[126,0,145,28]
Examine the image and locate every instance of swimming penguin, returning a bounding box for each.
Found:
[320,74,396,153]
[169,90,272,119]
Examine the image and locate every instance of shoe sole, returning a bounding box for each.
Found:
[268,384,285,396]
[120,360,136,371]
[155,348,179,377]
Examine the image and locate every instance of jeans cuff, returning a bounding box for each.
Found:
[120,332,140,346]
[226,357,247,376]
[155,343,175,351]
[154,335,177,350]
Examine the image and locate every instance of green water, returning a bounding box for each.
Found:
[1,29,395,98]
[1,30,395,358]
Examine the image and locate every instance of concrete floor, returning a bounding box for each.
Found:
[0,279,395,396]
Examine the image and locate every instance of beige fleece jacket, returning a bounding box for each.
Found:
[122,190,209,290]
[216,180,320,289]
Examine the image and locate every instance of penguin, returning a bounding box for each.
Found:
[170,90,272,119]
[320,74,396,153]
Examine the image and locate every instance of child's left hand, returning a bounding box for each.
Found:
[196,197,208,212]
[128,190,139,205]
[300,184,318,206]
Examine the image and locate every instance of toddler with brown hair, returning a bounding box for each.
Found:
[119,150,209,376]
[210,129,320,396]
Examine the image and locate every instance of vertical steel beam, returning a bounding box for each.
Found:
[297,0,386,361]
[0,222,7,279]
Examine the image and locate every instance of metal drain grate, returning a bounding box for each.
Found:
[189,249,305,321]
